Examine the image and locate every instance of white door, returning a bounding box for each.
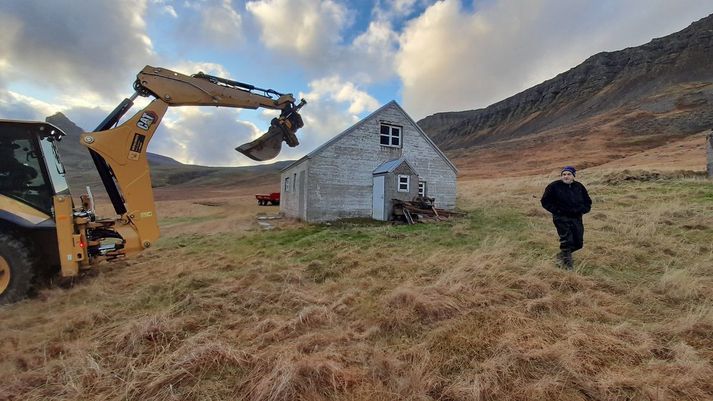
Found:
[372,175,385,220]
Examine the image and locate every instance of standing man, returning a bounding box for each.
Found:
[540,166,592,270]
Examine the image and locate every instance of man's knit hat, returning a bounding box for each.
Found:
[561,166,576,176]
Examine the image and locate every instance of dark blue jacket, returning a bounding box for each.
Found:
[541,180,592,217]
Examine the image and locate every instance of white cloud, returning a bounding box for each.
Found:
[62,106,117,133]
[151,0,178,18]
[0,90,60,121]
[0,0,155,99]
[246,0,399,83]
[348,20,400,83]
[0,16,21,78]
[246,0,351,62]
[274,96,360,162]
[150,0,177,17]
[396,0,713,119]
[164,5,178,18]
[306,76,380,115]
[149,108,263,166]
[169,0,245,51]
[200,0,243,44]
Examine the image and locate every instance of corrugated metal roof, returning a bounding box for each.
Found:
[372,158,404,174]
[372,158,420,176]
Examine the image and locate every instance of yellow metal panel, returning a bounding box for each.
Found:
[80,100,165,251]
[0,195,51,224]
[114,223,142,256]
[53,195,81,277]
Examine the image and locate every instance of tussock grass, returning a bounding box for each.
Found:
[1,171,713,400]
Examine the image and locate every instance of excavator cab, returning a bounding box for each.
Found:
[0,120,69,212]
[0,120,70,303]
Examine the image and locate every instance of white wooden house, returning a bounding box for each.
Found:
[280,101,457,222]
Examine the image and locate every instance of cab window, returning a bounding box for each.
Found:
[0,137,53,213]
[39,136,69,195]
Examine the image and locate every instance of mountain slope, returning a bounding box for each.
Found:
[419,14,713,175]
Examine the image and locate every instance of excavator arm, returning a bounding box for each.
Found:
[136,65,305,161]
[55,66,305,277]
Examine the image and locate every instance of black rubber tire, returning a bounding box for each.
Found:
[0,233,36,305]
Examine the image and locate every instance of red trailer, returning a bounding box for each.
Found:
[256,192,280,206]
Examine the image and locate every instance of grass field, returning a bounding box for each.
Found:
[1,170,712,401]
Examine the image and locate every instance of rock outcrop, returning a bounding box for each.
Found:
[418,14,713,152]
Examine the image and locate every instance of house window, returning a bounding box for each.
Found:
[284,177,290,192]
[398,175,409,192]
[418,181,426,196]
[380,123,402,147]
[293,173,297,191]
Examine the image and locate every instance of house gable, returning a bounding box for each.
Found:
[281,100,457,175]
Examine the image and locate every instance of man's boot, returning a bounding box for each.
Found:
[556,251,567,268]
[563,251,573,271]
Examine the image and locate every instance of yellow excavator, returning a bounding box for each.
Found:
[0,66,306,304]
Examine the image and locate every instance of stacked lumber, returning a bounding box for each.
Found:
[392,197,461,224]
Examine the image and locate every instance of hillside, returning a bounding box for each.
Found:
[419,14,713,176]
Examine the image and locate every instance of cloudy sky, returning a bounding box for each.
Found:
[1,0,712,167]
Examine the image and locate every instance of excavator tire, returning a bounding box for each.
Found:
[0,233,36,305]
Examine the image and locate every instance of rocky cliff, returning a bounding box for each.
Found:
[419,14,713,153]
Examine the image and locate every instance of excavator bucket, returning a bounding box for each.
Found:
[236,106,304,161]
[236,123,285,161]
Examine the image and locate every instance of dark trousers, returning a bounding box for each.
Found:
[553,215,584,253]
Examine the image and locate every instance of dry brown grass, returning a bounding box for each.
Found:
[2,160,713,400]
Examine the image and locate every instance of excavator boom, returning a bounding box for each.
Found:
[137,66,295,109]
[135,66,306,161]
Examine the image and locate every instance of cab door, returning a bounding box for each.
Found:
[0,134,54,214]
